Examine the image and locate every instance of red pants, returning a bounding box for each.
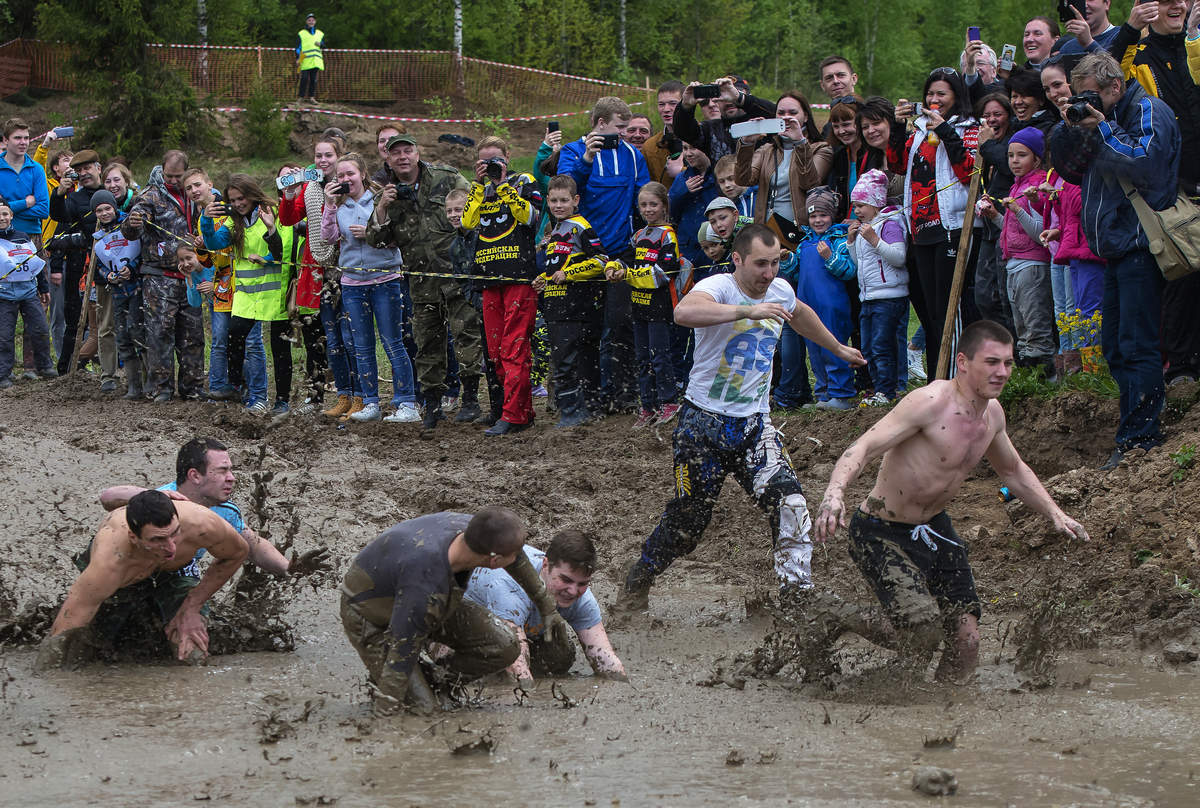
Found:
[482,283,537,424]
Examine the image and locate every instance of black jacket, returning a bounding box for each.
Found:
[674,92,778,163]
[48,183,99,276]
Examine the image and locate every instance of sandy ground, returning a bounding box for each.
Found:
[2,375,1200,805]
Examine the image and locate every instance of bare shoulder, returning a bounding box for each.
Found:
[886,380,954,424]
[986,398,1010,439]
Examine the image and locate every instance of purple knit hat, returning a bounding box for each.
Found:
[850,169,889,209]
[1008,125,1044,159]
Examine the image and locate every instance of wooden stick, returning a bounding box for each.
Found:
[935,169,982,380]
[67,245,97,380]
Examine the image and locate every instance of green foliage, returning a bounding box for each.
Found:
[1169,443,1196,484]
[424,95,455,119]
[241,80,292,158]
[998,365,1120,408]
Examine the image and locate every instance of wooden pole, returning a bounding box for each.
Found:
[935,168,982,380]
[67,246,97,380]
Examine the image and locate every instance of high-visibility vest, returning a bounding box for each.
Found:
[297,28,324,71]
[231,215,289,322]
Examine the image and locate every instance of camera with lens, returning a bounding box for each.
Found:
[393,182,417,202]
[331,181,351,195]
[1066,91,1103,124]
[484,157,507,182]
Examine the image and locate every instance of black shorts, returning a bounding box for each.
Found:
[847,510,981,628]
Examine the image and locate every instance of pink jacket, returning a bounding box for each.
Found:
[1000,170,1051,262]
[1048,182,1104,265]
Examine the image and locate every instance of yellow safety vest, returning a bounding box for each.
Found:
[231,216,289,322]
[297,28,324,71]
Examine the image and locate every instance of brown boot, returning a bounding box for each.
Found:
[1062,349,1082,375]
[339,396,364,422]
[322,394,351,418]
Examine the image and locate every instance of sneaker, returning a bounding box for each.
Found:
[654,402,682,425]
[0,378,12,390]
[270,400,290,416]
[37,368,59,379]
[633,408,656,428]
[99,378,118,393]
[20,370,38,381]
[349,402,382,422]
[384,402,421,423]
[208,387,241,402]
[441,395,460,412]
[1099,448,1124,471]
[531,384,549,398]
[292,397,321,416]
[153,392,172,405]
[245,400,270,416]
[816,397,856,411]
[907,348,927,381]
[858,392,890,408]
[1168,374,1197,388]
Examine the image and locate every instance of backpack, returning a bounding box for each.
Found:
[1119,178,1200,282]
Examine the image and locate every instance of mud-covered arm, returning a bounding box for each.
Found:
[99,485,188,510]
[378,583,444,699]
[984,411,1090,541]
[165,514,248,659]
[504,552,557,618]
[576,623,626,677]
[36,552,123,671]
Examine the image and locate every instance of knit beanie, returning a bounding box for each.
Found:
[849,169,889,209]
[805,186,839,218]
[1008,126,1045,159]
[89,190,118,214]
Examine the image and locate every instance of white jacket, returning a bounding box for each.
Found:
[852,207,909,301]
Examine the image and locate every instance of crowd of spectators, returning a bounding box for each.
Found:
[1,1,1197,465]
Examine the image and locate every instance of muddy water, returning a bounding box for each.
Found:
[4,583,1198,807]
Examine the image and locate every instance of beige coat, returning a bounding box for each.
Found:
[734,137,833,227]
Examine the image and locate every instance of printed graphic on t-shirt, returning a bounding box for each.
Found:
[705,316,783,405]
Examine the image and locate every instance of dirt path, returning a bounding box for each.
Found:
[2,377,1199,805]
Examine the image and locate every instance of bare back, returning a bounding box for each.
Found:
[861,380,1005,524]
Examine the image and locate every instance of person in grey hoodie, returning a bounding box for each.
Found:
[321,153,418,424]
[847,169,909,403]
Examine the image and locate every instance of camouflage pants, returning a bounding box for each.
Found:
[408,273,483,404]
[141,275,204,398]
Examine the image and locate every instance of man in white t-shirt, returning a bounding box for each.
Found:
[617,224,865,614]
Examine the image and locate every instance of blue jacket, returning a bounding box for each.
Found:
[558,138,649,254]
[1049,81,1180,259]
[780,224,854,289]
[0,153,50,236]
[668,167,718,268]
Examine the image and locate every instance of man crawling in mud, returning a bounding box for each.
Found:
[36,491,248,670]
[464,528,627,687]
[813,320,1089,680]
[340,507,569,715]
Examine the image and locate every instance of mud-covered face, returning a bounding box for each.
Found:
[132,516,181,561]
[542,562,592,608]
[188,449,235,504]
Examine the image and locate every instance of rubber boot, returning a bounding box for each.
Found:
[322,394,351,417]
[339,396,364,422]
[456,377,482,423]
[554,387,589,428]
[612,560,654,617]
[123,358,143,401]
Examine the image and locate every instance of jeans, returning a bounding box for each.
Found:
[320,294,359,397]
[1050,263,1074,349]
[0,294,53,379]
[342,279,417,406]
[1101,250,1165,451]
[632,318,677,411]
[298,68,319,98]
[776,328,813,408]
[861,297,908,399]
[209,309,266,402]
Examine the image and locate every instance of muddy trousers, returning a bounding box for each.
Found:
[409,274,483,406]
[548,317,602,414]
[141,275,205,398]
[635,402,814,589]
[340,595,519,701]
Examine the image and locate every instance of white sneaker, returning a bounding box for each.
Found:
[350,402,382,422]
[907,348,927,381]
[384,403,421,423]
[245,400,270,416]
[858,392,890,408]
[441,395,460,412]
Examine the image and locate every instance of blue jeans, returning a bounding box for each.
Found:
[320,295,359,397]
[633,319,677,410]
[1050,263,1074,349]
[861,297,908,399]
[776,328,813,408]
[1101,250,1164,451]
[341,279,417,406]
[209,309,266,403]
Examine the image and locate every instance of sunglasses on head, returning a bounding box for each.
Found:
[831,96,858,107]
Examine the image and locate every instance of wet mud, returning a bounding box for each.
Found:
[2,377,1200,804]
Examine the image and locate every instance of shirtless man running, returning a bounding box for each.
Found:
[813,320,1089,679]
[37,490,249,670]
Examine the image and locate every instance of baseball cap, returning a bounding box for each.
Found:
[386,134,418,149]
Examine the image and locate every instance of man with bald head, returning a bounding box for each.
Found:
[340,507,567,714]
